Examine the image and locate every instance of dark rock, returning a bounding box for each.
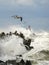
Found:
[5,59,25,65]
[13,31,17,35]
[9,32,12,36]
[0,60,4,63]
[19,59,25,65]
[16,55,22,57]
[20,59,25,64]
[23,39,31,47]
[19,32,25,39]
[13,31,20,37]
[25,46,34,50]
[14,31,17,34]
[23,39,34,50]
[0,60,5,65]
[1,32,5,36]
[17,59,32,65]
[0,59,32,65]
[26,60,31,65]
[5,60,16,64]
[6,33,9,36]
[0,32,5,38]
[29,46,34,49]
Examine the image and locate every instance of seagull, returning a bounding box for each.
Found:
[11,15,23,22]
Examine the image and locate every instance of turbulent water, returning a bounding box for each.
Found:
[0,25,49,65]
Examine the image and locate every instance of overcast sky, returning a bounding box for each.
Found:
[0,0,49,31]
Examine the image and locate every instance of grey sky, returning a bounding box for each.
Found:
[0,0,49,31]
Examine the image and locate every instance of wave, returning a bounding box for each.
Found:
[0,25,49,65]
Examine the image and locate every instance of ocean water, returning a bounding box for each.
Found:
[0,25,49,65]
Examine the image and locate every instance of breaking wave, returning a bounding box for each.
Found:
[0,25,49,65]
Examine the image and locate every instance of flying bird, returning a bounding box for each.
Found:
[11,15,23,22]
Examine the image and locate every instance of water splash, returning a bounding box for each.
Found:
[0,25,49,65]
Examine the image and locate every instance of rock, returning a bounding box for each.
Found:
[13,31,18,35]
[23,39,34,50]
[0,60,5,65]
[5,60,16,65]
[3,59,32,65]
[26,60,32,65]
[9,32,12,36]
[19,59,25,65]
[19,32,25,39]
[23,39,31,47]
[25,46,34,50]
[6,33,9,36]
[0,32,5,38]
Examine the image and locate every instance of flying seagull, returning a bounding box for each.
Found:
[11,15,23,22]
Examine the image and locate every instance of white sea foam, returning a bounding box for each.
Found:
[0,25,49,65]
